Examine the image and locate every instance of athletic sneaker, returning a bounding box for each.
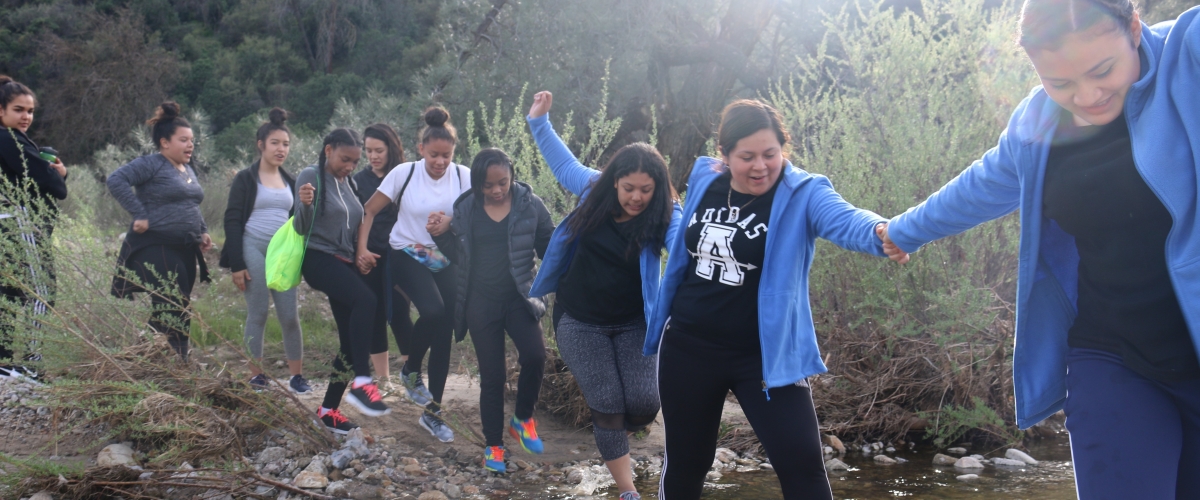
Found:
[319,408,359,435]
[346,382,391,417]
[400,369,433,406]
[289,375,313,394]
[0,365,37,382]
[619,492,642,500]
[508,416,544,454]
[419,411,454,443]
[483,446,506,473]
[248,373,269,391]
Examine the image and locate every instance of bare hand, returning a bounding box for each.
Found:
[528,91,553,119]
[231,269,251,291]
[876,223,910,264]
[356,249,380,275]
[299,183,315,206]
[200,233,214,253]
[50,159,66,178]
[133,219,149,234]
[426,211,451,237]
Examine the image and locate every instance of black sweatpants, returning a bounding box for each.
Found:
[302,250,376,410]
[467,290,545,447]
[658,323,830,500]
[126,244,198,359]
[360,251,413,356]
[389,248,456,405]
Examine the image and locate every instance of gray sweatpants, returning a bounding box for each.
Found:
[242,231,303,360]
[556,311,660,461]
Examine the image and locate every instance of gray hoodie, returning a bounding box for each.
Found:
[293,165,362,261]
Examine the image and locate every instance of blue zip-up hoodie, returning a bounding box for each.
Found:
[886,10,1200,429]
[527,114,683,324]
[646,157,889,391]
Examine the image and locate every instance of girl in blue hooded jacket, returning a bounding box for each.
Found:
[648,99,907,499]
[879,1,1200,498]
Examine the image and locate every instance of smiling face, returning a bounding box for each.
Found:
[0,94,35,132]
[160,127,195,166]
[614,171,655,220]
[1028,17,1142,126]
[480,163,512,204]
[325,144,360,179]
[723,128,784,195]
[258,129,290,169]
[418,138,455,179]
[365,136,389,173]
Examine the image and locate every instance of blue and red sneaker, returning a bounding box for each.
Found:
[508,416,544,454]
[483,445,506,473]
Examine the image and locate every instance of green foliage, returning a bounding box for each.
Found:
[922,396,1023,447]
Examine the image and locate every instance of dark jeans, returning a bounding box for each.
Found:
[361,250,413,356]
[1066,347,1200,500]
[390,248,456,405]
[467,290,545,447]
[127,244,197,359]
[658,322,831,500]
[302,250,376,410]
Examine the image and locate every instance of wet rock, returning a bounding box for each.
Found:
[956,474,979,482]
[823,446,834,455]
[96,444,136,467]
[293,471,329,489]
[932,454,958,466]
[954,457,984,469]
[824,459,849,471]
[946,447,968,455]
[886,447,896,453]
[895,457,909,464]
[714,448,737,463]
[417,491,449,500]
[874,455,897,465]
[871,442,884,451]
[992,457,1027,468]
[1006,449,1039,465]
[330,449,355,470]
[970,454,986,461]
[824,435,845,454]
[462,485,479,495]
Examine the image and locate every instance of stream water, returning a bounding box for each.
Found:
[517,436,1077,499]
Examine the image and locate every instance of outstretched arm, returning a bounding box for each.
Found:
[527,91,600,196]
[806,176,898,260]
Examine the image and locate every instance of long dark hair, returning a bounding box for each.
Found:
[1019,0,1138,51]
[363,123,405,175]
[147,101,191,150]
[0,75,33,110]
[256,107,291,149]
[566,143,676,255]
[316,128,362,215]
[469,148,515,199]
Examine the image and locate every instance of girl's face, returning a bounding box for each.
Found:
[0,94,35,132]
[325,144,360,179]
[1028,18,1143,127]
[258,130,290,168]
[160,127,195,166]
[723,128,783,196]
[365,137,388,172]
[614,171,655,219]
[418,138,455,179]
[481,163,512,204]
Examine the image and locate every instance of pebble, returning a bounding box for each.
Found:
[325,480,349,496]
[418,491,450,500]
[96,444,136,467]
[824,435,845,454]
[932,453,957,466]
[954,457,984,469]
[956,474,979,481]
[824,459,850,471]
[1006,449,1039,465]
[293,471,329,489]
[873,455,897,465]
[992,457,1027,468]
[256,446,288,465]
[947,447,968,455]
[714,448,737,463]
[28,492,53,500]
[330,449,355,469]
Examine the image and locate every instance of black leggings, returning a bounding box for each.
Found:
[658,323,830,500]
[127,244,197,359]
[0,217,54,362]
[389,248,456,405]
[467,290,545,447]
[302,250,376,410]
[360,251,413,356]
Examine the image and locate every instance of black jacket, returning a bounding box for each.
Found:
[0,127,67,208]
[433,181,555,341]
[218,161,296,271]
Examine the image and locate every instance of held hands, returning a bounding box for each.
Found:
[528,91,553,119]
[426,211,450,237]
[876,223,910,264]
[356,248,380,275]
[231,269,250,291]
[299,183,315,206]
[133,219,149,234]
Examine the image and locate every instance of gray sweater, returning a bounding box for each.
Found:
[293,165,362,261]
[107,153,207,236]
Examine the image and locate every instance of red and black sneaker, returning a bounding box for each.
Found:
[318,408,359,435]
[347,381,391,417]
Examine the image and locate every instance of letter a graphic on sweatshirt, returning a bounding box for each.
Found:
[691,223,754,285]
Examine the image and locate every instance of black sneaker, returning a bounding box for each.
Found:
[289,375,313,394]
[248,373,269,391]
[319,408,359,435]
[346,382,391,417]
[0,365,38,383]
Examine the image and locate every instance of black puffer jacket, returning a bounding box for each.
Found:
[433,181,555,341]
[219,161,296,271]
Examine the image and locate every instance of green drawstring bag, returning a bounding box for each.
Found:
[266,169,320,291]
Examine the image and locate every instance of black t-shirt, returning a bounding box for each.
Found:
[469,203,518,299]
[670,172,777,351]
[352,168,399,255]
[556,216,645,326]
[1043,111,1199,381]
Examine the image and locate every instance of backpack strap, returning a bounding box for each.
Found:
[393,161,417,210]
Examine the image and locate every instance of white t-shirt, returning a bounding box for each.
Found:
[377,159,471,249]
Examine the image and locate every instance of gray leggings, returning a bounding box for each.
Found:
[556,312,660,461]
[242,231,303,360]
